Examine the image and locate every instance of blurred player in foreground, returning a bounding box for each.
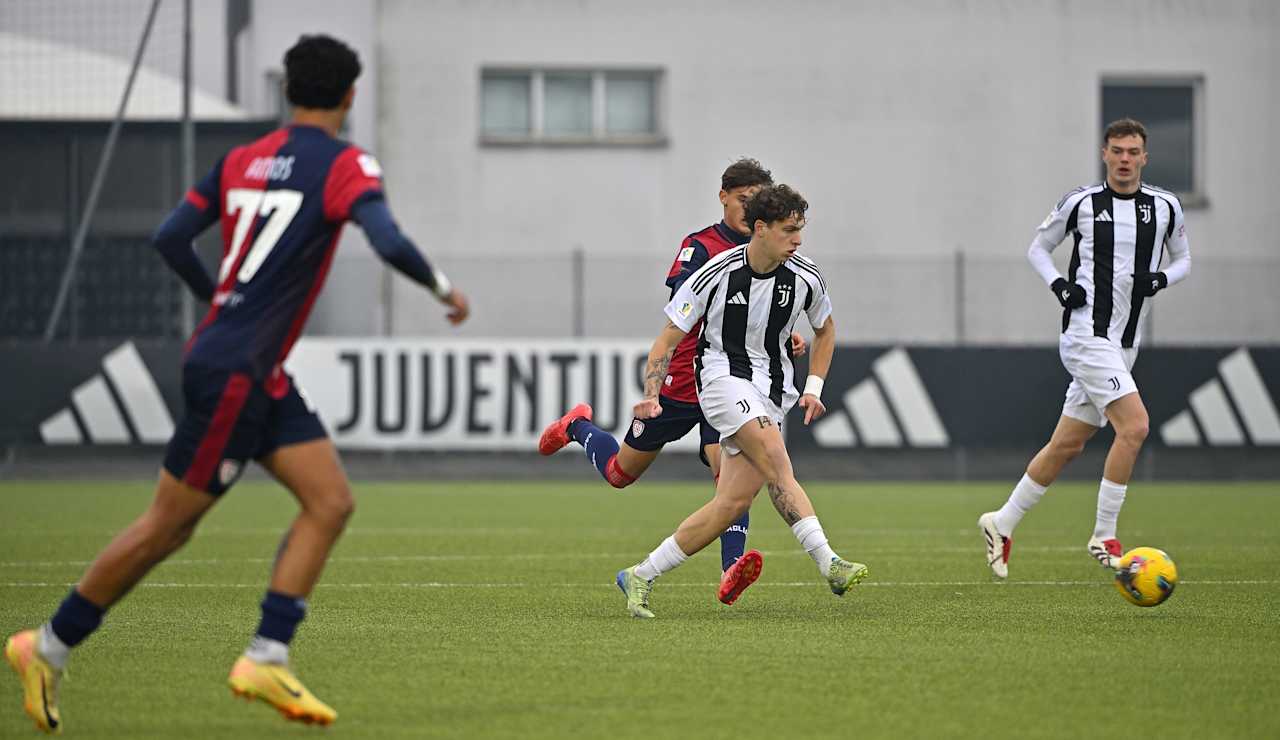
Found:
[5,34,467,732]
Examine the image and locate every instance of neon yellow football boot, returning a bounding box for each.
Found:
[228,656,337,725]
[5,629,63,734]
[615,566,656,619]
[827,557,870,596]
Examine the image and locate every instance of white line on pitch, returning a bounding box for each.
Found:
[2,543,1275,570]
[2,579,1276,589]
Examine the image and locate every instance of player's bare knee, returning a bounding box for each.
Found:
[1050,436,1087,461]
[1117,421,1149,448]
[712,492,752,520]
[135,516,194,559]
[164,521,198,555]
[307,486,355,529]
[759,447,793,487]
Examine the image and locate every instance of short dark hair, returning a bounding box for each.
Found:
[284,35,361,109]
[744,184,808,230]
[1104,118,1147,146]
[721,158,773,192]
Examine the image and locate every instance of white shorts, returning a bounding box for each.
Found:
[1058,333,1139,428]
[699,376,787,456]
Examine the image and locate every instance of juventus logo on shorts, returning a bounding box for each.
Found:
[1108,376,1121,391]
[737,399,751,414]
[776,284,792,308]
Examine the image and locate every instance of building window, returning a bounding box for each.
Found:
[480,68,664,146]
[1101,76,1204,206]
[480,72,531,137]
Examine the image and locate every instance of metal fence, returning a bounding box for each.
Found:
[367,250,1280,346]
[6,241,1279,346]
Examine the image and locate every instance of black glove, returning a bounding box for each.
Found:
[1051,278,1087,309]
[1135,271,1168,297]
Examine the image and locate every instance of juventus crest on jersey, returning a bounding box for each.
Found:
[663,245,832,412]
[1037,182,1190,349]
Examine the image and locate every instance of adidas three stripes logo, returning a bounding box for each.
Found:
[39,342,174,445]
[811,348,949,448]
[1160,348,1280,446]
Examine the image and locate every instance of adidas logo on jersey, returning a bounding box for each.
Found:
[1094,210,1113,222]
[810,348,949,448]
[38,342,174,445]
[726,292,748,306]
[1160,348,1280,446]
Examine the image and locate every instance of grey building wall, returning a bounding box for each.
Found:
[51,1,1268,344]
[367,0,1279,344]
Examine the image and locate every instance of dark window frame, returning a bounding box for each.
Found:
[1100,74,1206,208]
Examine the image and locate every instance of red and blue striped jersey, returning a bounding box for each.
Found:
[183,124,382,397]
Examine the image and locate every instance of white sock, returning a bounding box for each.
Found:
[37,623,70,670]
[790,516,838,574]
[633,536,688,581]
[245,636,290,665]
[994,473,1048,536]
[1094,478,1127,540]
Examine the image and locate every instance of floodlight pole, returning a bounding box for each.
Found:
[180,0,196,336]
[43,0,163,343]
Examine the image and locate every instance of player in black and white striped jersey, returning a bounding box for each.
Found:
[681,241,826,418]
[980,118,1192,579]
[614,184,869,618]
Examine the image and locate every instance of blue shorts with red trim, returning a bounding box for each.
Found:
[163,364,327,495]
[623,395,719,467]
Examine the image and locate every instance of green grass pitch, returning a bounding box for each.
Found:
[2,478,1278,738]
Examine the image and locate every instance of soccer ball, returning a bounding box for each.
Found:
[1113,547,1178,607]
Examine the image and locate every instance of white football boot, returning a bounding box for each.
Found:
[1086,536,1123,570]
[978,512,1011,579]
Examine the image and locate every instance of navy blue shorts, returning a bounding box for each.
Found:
[623,396,719,467]
[163,365,327,495]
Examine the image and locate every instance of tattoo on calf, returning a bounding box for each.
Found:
[767,482,802,525]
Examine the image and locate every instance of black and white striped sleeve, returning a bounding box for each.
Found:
[1027,186,1090,286]
[662,246,740,332]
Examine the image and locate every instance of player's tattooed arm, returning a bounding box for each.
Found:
[767,483,803,525]
[643,346,674,399]
[635,320,688,419]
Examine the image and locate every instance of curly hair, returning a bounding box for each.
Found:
[720,158,773,192]
[284,35,362,109]
[744,184,808,230]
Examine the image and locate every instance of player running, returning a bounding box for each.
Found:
[979,118,1191,578]
[539,159,806,606]
[4,35,467,732]
[614,183,869,618]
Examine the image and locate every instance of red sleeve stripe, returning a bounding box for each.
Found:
[185,189,210,211]
[183,373,253,490]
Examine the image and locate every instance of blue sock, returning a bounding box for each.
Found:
[48,589,106,647]
[568,418,620,480]
[720,510,750,572]
[255,590,307,644]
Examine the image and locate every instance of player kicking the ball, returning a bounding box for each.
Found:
[979,118,1191,578]
[539,159,807,607]
[612,183,868,618]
